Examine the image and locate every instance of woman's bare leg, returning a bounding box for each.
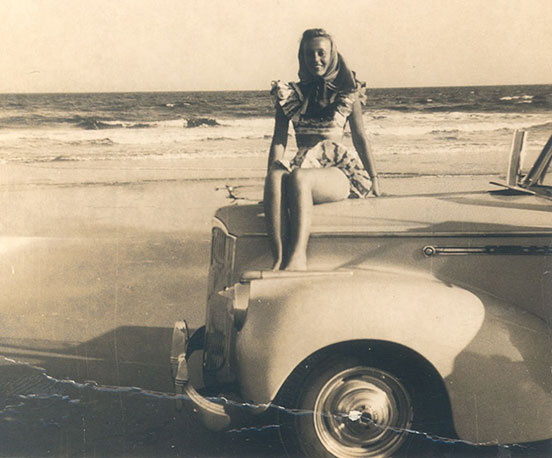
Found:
[285,167,349,271]
[264,168,289,270]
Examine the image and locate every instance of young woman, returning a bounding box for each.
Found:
[264,28,380,271]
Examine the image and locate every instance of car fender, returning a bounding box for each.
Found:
[235,267,552,444]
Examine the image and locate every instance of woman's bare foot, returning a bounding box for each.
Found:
[283,253,307,271]
[271,257,283,271]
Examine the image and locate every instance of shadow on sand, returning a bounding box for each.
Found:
[0,326,282,457]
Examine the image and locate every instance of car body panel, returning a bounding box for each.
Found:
[202,190,552,444]
[233,268,551,444]
[231,230,552,324]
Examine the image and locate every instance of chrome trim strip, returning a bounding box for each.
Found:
[212,217,237,240]
[423,245,552,257]
[240,269,354,282]
[239,231,552,238]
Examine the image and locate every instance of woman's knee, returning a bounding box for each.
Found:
[265,168,287,190]
[311,168,350,203]
[288,168,311,191]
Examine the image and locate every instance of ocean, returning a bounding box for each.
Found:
[1,85,552,175]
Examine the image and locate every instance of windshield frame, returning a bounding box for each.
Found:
[521,134,552,190]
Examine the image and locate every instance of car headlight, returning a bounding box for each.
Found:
[218,282,250,330]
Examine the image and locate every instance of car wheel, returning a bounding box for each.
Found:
[278,355,432,458]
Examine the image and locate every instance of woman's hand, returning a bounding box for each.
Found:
[370,176,381,196]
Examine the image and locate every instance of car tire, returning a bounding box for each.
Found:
[277,353,443,458]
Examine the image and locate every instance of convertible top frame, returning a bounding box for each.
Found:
[490,131,552,200]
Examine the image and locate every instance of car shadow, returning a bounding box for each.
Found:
[445,302,552,457]
[0,326,174,392]
[0,326,283,457]
[440,191,552,213]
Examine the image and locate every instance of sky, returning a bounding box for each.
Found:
[2,0,552,93]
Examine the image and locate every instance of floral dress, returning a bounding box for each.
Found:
[271,80,373,198]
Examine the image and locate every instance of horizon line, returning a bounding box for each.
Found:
[2,82,552,96]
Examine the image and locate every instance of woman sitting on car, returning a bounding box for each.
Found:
[264,28,380,271]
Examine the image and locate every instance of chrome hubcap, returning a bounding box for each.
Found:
[313,367,413,457]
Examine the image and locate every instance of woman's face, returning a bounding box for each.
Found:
[302,37,332,77]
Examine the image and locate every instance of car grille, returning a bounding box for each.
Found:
[209,227,235,293]
[204,225,236,377]
[211,227,226,265]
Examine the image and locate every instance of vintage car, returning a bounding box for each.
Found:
[170,131,552,457]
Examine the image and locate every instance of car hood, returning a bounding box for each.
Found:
[216,190,552,237]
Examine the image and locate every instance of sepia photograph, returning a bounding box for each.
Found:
[1,0,551,456]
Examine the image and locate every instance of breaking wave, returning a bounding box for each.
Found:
[185,117,219,128]
[75,118,154,130]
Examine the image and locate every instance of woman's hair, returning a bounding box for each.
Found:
[298,28,334,57]
[297,27,358,96]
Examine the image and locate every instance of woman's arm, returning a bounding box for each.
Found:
[267,105,290,171]
[349,99,381,196]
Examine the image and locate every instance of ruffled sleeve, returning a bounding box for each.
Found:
[270,80,303,121]
[334,78,368,118]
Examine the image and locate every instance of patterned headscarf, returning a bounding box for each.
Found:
[297,29,357,113]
